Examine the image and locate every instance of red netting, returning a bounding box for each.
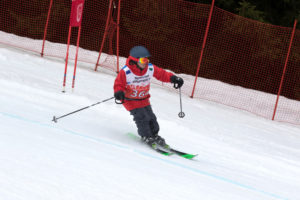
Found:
[276,29,300,123]
[0,0,112,66]
[0,0,49,52]
[0,0,299,125]
[195,7,294,120]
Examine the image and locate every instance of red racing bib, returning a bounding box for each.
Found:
[122,64,154,99]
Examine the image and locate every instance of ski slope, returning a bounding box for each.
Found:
[0,42,300,200]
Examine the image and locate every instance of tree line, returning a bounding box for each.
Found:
[186,0,300,28]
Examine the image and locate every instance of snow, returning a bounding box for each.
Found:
[0,37,300,200]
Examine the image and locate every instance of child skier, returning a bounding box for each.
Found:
[113,46,184,148]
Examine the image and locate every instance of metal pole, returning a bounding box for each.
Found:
[95,0,114,71]
[191,0,215,98]
[41,0,53,57]
[272,20,297,121]
[116,0,121,73]
[178,88,185,118]
[72,26,82,91]
[52,97,114,123]
[62,26,72,92]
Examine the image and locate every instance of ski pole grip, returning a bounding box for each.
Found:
[173,83,180,89]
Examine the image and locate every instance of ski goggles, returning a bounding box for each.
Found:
[138,57,149,64]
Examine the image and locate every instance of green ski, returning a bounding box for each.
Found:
[127,133,197,159]
[127,132,173,156]
[168,148,198,159]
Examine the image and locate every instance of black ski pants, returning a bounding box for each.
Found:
[129,105,159,138]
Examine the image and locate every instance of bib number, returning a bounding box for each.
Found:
[130,90,149,98]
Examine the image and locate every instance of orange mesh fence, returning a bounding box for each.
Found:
[194,6,297,121]
[0,0,49,53]
[276,28,300,123]
[0,0,299,124]
[118,0,209,75]
[0,0,113,67]
[43,0,117,69]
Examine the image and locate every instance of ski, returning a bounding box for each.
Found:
[127,132,173,156]
[151,146,174,156]
[127,133,197,159]
[167,148,198,159]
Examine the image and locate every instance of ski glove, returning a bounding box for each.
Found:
[114,90,125,101]
[170,75,184,89]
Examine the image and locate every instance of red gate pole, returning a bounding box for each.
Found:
[190,0,215,98]
[72,26,82,91]
[94,0,114,71]
[62,0,85,92]
[41,0,53,57]
[116,0,121,73]
[62,26,72,92]
[272,19,297,121]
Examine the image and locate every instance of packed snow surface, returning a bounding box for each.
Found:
[0,42,300,200]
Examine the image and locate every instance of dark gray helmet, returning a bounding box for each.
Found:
[129,46,151,58]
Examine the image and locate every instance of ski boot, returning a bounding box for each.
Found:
[142,136,158,149]
[154,135,169,149]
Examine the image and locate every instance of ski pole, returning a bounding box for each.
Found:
[52,96,114,123]
[178,88,185,118]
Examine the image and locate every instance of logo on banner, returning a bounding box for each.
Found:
[77,3,83,22]
[70,0,85,27]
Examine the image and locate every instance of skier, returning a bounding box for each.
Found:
[113,46,184,148]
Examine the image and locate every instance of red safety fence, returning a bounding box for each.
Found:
[0,0,299,125]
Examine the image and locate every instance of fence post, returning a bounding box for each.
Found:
[41,0,53,57]
[190,0,215,98]
[71,26,82,91]
[94,0,114,71]
[272,19,297,121]
[62,26,72,92]
[116,0,121,73]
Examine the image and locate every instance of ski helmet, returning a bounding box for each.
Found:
[129,46,151,58]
